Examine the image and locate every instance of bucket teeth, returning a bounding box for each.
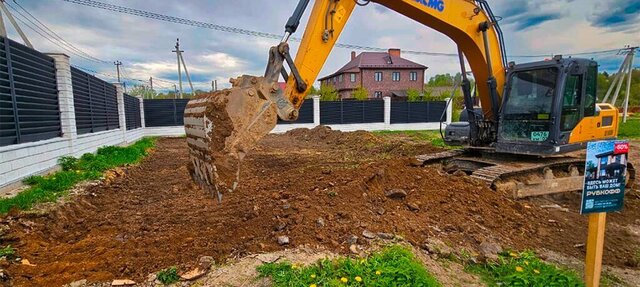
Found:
[184,76,279,200]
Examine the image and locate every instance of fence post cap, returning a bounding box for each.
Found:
[312,95,320,99]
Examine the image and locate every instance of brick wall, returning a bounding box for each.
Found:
[361,68,424,98]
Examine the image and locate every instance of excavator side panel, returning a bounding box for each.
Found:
[569,103,619,143]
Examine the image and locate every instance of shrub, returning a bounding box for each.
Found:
[319,84,339,101]
[157,267,180,285]
[352,86,369,100]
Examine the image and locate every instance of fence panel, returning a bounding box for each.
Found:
[391,100,446,124]
[124,94,141,130]
[277,100,313,124]
[319,100,386,124]
[143,99,190,127]
[0,36,60,147]
[71,67,119,134]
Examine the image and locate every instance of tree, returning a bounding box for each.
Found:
[406,88,422,102]
[318,84,339,101]
[128,85,156,99]
[352,86,369,100]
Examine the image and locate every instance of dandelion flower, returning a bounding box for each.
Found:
[375,270,381,275]
[509,252,518,257]
[291,264,298,269]
[515,266,524,272]
[310,274,316,279]
[310,284,317,287]
[534,269,540,274]
[355,276,362,282]
[340,277,348,283]
[524,261,529,265]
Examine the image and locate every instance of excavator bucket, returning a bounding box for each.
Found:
[184,75,282,200]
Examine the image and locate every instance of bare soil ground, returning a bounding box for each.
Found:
[1,127,639,286]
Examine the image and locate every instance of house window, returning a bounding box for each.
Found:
[392,72,400,81]
[339,74,343,82]
[333,77,336,83]
[409,71,418,81]
[350,73,356,82]
[374,72,383,82]
[374,91,382,98]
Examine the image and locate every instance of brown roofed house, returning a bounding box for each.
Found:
[318,49,427,99]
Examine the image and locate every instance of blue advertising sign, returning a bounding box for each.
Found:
[581,140,630,214]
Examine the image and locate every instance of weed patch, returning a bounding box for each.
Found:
[257,245,440,287]
[0,245,15,258]
[466,250,583,286]
[157,266,180,285]
[0,138,156,215]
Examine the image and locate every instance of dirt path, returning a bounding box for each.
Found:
[1,128,639,286]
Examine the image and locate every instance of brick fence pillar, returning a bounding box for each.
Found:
[47,53,77,140]
[383,96,391,128]
[113,83,126,142]
[312,95,320,126]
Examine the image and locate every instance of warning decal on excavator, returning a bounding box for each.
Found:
[580,140,629,214]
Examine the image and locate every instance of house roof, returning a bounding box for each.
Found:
[318,51,427,81]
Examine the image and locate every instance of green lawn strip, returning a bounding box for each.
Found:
[618,118,640,139]
[257,245,440,287]
[465,250,583,287]
[373,130,454,148]
[0,137,156,215]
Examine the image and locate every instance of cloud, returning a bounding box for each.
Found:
[496,0,566,30]
[590,0,640,32]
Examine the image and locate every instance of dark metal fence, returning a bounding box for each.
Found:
[71,67,119,134]
[0,36,60,147]
[320,100,384,124]
[390,100,446,124]
[277,100,313,124]
[143,99,189,127]
[124,94,141,130]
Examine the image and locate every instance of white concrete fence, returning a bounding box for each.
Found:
[1,53,453,190]
[0,54,145,190]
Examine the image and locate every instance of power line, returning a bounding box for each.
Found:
[10,0,110,63]
[59,0,631,58]
[6,3,110,63]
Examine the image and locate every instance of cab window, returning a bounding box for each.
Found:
[561,75,582,131]
[584,65,597,117]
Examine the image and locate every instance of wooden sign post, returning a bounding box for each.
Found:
[580,140,630,287]
[584,212,606,287]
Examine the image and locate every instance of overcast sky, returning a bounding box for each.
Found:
[8,0,640,92]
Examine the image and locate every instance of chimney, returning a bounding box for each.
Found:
[351,51,356,60]
[388,48,401,57]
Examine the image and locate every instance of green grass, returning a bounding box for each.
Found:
[256,245,440,287]
[157,266,180,285]
[0,245,15,258]
[466,250,583,287]
[373,130,456,148]
[618,118,640,139]
[0,137,156,215]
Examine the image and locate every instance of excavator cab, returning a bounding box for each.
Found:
[494,56,618,156]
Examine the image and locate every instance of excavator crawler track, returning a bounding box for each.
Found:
[416,149,636,198]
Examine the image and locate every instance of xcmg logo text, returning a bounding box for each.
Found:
[415,0,445,12]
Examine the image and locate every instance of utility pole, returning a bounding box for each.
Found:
[602,46,637,122]
[114,61,122,83]
[173,84,177,99]
[172,39,183,98]
[212,80,218,92]
[172,38,195,98]
[0,0,32,48]
[149,77,153,91]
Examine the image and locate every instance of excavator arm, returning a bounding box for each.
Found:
[284,0,506,123]
[184,0,509,199]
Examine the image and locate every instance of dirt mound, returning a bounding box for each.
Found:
[1,132,639,286]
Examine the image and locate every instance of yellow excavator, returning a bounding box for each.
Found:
[184,0,634,200]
